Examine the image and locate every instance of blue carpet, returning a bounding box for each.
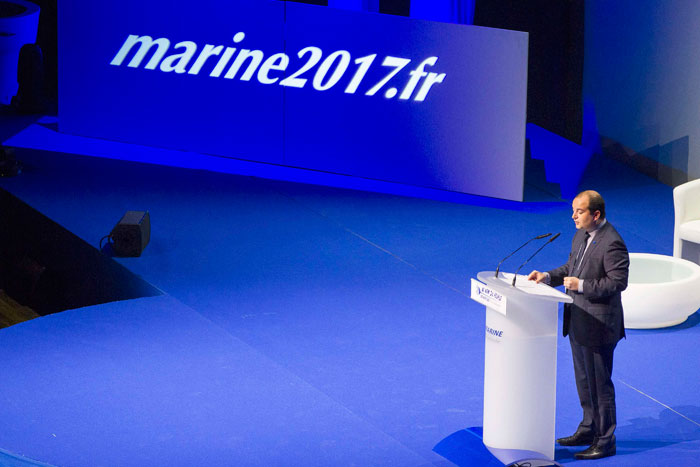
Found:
[0,296,429,466]
[0,132,698,466]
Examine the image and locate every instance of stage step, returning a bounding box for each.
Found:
[0,188,161,318]
[524,139,563,200]
[0,290,39,328]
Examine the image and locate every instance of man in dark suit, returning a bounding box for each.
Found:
[528,190,629,460]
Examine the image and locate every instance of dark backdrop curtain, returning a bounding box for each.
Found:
[474,0,584,144]
[281,0,328,5]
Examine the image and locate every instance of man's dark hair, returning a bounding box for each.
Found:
[577,190,606,219]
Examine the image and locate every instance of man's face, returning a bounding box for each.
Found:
[572,196,599,231]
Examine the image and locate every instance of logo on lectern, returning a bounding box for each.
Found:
[485,325,504,340]
[470,279,507,315]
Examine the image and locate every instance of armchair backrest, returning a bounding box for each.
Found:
[674,178,700,225]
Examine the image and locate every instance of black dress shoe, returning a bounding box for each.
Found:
[574,443,616,460]
[556,430,595,446]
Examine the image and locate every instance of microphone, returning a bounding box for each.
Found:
[512,232,561,286]
[495,233,552,278]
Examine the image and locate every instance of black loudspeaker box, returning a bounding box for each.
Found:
[111,211,150,257]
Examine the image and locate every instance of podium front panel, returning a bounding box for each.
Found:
[473,271,571,464]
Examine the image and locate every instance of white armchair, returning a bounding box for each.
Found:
[673,178,700,261]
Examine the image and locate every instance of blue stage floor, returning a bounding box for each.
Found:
[0,123,698,466]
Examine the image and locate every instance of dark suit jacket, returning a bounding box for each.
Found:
[548,221,629,347]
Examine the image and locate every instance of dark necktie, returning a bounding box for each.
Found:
[574,231,590,273]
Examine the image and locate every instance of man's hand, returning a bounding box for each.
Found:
[528,270,547,283]
[563,276,580,291]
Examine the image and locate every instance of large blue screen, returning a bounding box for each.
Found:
[59,1,528,200]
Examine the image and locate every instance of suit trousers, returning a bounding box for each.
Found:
[569,338,617,447]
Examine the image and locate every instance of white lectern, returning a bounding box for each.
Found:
[471,271,572,465]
